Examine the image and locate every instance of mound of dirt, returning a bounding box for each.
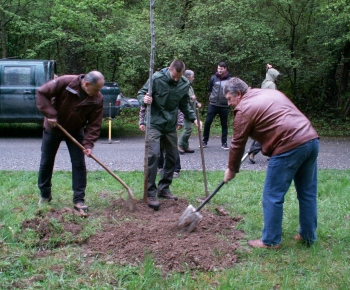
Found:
[21,198,246,272]
[21,207,83,245]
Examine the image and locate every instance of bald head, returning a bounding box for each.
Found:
[82,71,105,96]
[84,71,105,85]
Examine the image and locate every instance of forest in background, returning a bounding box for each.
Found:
[1,0,350,117]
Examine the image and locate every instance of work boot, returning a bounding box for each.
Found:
[147,196,160,210]
[74,201,89,212]
[38,194,52,205]
[158,190,178,201]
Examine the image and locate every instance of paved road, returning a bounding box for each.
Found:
[0,136,349,171]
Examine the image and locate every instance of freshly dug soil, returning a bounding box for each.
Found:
[21,198,246,273]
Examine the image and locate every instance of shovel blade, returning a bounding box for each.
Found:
[178,204,203,233]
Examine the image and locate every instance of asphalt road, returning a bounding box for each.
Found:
[0,135,349,171]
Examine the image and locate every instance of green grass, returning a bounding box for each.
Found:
[1,169,349,289]
[0,109,349,288]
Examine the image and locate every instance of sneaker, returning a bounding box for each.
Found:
[184,148,195,153]
[158,190,178,201]
[38,195,52,205]
[221,143,229,150]
[200,141,207,148]
[177,146,185,154]
[173,172,180,178]
[147,196,160,210]
[74,201,89,212]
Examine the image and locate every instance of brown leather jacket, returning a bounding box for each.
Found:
[36,75,103,149]
[228,88,319,172]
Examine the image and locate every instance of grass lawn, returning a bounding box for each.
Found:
[0,169,349,289]
[0,109,349,289]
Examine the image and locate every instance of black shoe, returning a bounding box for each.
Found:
[221,143,229,150]
[147,196,160,210]
[184,148,195,153]
[158,190,178,201]
[177,146,185,154]
[200,141,207,148]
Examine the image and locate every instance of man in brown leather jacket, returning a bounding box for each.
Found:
[36,71,105,212]
[223,77,319,249]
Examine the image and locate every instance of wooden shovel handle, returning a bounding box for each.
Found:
[56,124,134,197]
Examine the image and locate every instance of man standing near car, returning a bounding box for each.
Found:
[202,61,231,150]
[36,71,105,213]
[223,77,319,248]
[137,60,200,210]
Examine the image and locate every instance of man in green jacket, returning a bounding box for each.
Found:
[137,60,200,209]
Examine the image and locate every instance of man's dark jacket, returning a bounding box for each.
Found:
[36,75,103,149]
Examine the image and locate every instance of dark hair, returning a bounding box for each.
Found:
[218,61,227,68]
[223,77,249,95]
[170,60,186,73]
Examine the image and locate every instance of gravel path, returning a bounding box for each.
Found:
[0,136,349,171]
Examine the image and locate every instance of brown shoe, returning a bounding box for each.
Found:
[247,239,280,249]
[74,201,88,212]
[158,191,178,201]
[249,153,256,164]
[293,234,303,241]
[177,146,185,154]
[147,196,160,210]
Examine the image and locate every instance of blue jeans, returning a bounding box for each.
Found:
[262,138,319,246]
[38,129,87,204]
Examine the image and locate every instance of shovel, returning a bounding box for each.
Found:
[178,152,249,233]
[56,123,137,212]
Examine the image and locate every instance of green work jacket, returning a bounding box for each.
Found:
[137,68,196,133]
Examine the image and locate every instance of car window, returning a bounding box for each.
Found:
[3,66,32,86]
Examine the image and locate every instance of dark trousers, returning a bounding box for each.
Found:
[249,140,262,156]
[38,129,87,204]
[158,147,181,173]
[148,128,178,197]
[203,104,228,144]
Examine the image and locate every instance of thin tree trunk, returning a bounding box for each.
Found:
[1,10,6,58]
[143,0,156,203]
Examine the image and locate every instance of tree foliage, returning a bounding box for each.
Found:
[1,0,350,116]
